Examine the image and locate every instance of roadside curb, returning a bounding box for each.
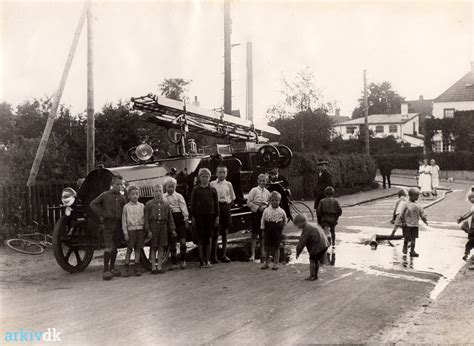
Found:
[342,184,452,208]
[341,192,398,208]
[374,179,451,191]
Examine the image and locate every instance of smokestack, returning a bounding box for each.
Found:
[335,108,340,117]
[246,42,254,122]
[419,95,424,101]
[192,96,200,107]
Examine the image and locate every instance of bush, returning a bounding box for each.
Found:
[372,151,474,170]
[281,152,377,199]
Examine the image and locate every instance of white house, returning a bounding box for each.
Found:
[430,62,474,152]
[332,106,424,147]
[433,63,474,119]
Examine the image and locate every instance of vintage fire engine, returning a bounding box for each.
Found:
[53,94,293,273]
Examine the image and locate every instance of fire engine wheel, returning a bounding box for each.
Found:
[289,201,315,222]
[53,217,94,273]
[256,145,280,170]
[276,145,293,168]
[139,247,170,271]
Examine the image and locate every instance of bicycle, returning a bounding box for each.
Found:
[4,221,52,255]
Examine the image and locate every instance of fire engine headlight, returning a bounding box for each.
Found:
[61,187,77,206]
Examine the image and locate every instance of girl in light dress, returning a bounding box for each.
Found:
[418,159,432,197]
[430,159,440,196]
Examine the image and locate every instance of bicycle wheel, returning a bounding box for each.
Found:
[5,238,44,255]
[290,201,315,222]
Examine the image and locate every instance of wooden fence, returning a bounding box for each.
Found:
[1,181,76,231]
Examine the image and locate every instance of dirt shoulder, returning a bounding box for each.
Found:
[371,261,474,344]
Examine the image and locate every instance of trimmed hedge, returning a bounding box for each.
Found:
[281,153,377,199]
[373,151,474,171]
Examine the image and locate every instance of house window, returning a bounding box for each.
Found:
[433,140,442,152]
[375,125,384,133]
[346,126,356,134]
[443,141,455,152]
[443,108,455,118]
[389,125,397,133]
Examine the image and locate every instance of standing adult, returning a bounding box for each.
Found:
[430,159,440,196]
[418,159,432,197]
[378,159,395,189]
[313,159,333,210]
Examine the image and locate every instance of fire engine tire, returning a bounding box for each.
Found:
[276,145,293,169]
[53,217,94,273]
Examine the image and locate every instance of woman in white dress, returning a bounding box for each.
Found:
[418,159,432,197]
[430,159,440,196]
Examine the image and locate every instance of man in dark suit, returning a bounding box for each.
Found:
[378,160,395,189]
[313,160,333,210]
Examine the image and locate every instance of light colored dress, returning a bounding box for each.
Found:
[418,165,432,193]
[431,165,440,189]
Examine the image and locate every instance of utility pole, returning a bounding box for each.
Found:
[27,3,88,187]
[363,69,370,156]
[223,0,232,115]
[246,42,253,122]
[86,2,95,173]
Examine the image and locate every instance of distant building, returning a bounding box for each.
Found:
[433,62,474,119]
[430,62,474,152]
[328,108,350,124]
[401,95,433,135]
[332,105,423,147]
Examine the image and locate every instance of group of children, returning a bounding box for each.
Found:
[91,166,472,283]
[90,165,237,280]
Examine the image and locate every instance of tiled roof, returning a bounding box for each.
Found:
[434,70,474,102]
[332,113,419,126]
[329,115,351,124]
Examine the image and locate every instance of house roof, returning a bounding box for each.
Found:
[332,113,419,126]
[405,99,433,115]
[434,69,474,103]
[329,115,351,124]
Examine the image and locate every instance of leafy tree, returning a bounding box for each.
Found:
[267,67,334,120]
[158,78,191,101]
[0,102,15,144]
[352,81,405,119]
[270,109,333,152]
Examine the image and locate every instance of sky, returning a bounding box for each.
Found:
[1,0,473,126]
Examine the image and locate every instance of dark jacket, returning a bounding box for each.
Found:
[190,185,220,216]
[296,223,330,257]
[314,169,333,196]
[379,161,395,176]
[317,197,342,225]
[90,189,126,221]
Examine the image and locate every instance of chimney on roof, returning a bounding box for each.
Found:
[419,95,424,101]
[192,96,200,107]
[335,108,340,117]
[401,102,408,116]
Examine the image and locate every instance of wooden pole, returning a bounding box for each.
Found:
[223,0,232,115]
[27,3,88,187]
[246,42,254,122]
[86,2,95,173]
[363,69,370,155]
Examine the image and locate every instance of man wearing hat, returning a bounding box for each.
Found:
[313,159,333,211]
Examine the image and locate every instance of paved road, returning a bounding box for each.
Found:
[1,182,471,344]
